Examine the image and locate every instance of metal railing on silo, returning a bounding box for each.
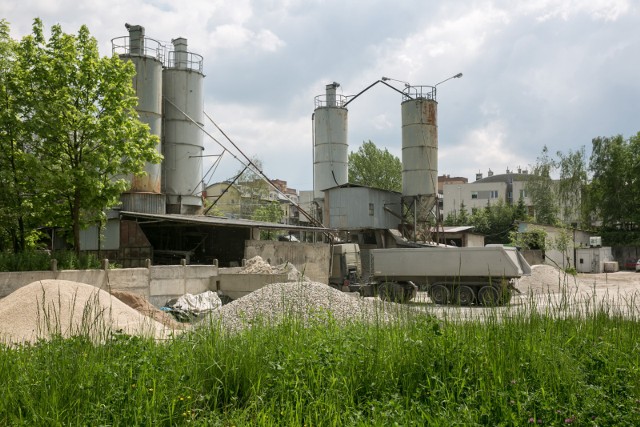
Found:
[166,51,204,73]
[314,93,348,109]
[111,36,165,62]
[402,85,436,102]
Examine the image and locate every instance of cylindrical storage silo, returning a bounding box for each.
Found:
[401,96,438,211]
[313,83,348,200]
[162,38,205,215]
[112,24,166,214]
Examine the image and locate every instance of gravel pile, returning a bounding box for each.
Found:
[240,256,310,282]
[0,280,171,345]
[204,281,404,333]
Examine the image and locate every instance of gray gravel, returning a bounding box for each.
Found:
[202,281,411,333]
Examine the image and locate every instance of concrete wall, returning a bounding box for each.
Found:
[0,264,295,306]
[215,270,288,300]
[244,240,330,284]
[148,265,216,306]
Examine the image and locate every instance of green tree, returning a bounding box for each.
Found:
[526,146,558,225]
[509,227,547,251]
[236,157,270,219]
[1,19,161,253]
[252,201,284,240]
[457,201,469,225]
[348,140,402,192]
[0,19,47,252]
[556,147,587,226]
[469,200,517,244]
[589,133,639,229]
[514,196,528,222]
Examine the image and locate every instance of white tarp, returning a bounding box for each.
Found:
[169,291,222,314]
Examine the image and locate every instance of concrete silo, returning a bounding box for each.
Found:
[401,85,438,223]
[112,24,166,214]
[162,38,205,214]
[313,82,349,201]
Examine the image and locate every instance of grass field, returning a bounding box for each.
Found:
[1,293,639,426]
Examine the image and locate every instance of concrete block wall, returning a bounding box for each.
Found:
[215,270,289,300]
[148,265,216,307]
[0,265,213,306]
[244,240,330,284]
[0,264,298,306]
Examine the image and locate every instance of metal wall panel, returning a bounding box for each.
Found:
[327,187,401,230]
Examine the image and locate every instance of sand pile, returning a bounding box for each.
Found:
[240,256,310,282]
[0,280,171,345]
[516,264,579,294]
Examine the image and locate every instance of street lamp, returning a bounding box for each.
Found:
[571,222,578,269]
[434,72,463,87]
[381,76,411,87]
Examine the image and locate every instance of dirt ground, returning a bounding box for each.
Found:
[411,268,640,321]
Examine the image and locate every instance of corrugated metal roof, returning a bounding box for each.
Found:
[430,226,476,233]
[119,211,333,232]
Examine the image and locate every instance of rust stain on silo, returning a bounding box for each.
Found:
[420,100,437,125]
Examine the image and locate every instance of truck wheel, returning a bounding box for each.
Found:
[499,289,512,305]
[429,284,450,305]
[454,285,476,306]
[377,282,393,302]
[478,286,500,306]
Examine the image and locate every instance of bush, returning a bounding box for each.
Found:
[0,251,102,272]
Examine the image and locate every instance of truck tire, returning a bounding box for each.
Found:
[429,284,450,305]
[454,285,476,306]
[377,282,393,302]
[478,286,500,306]
[378,282,416,303]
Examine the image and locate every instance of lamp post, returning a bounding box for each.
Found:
[381,76,410,87]
[433,72,463,100]
[435,73,463,87]
[571,222,578,269]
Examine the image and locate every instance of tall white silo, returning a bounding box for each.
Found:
[112,24,166,214]
[401,86,438,220]
[313,83,348,201]
[162,37,205,215]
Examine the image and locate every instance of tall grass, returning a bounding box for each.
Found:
[1,290,639,425]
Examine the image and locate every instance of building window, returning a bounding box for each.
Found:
[369,203,374,216]
[519,189,527,198]
[471,192,478,199]
[490,190,498,199]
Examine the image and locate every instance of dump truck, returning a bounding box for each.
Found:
[329,243,531,305]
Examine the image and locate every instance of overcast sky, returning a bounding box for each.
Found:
[3,0,639,191]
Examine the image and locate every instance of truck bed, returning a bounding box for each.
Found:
[370,246,531,281]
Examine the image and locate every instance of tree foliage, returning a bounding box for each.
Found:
[557,147,587,223]
[509,228,547,251]
[526,146,559,226]
[444,199,529,245]
[348,140,402,192]
[252,201,284,240]
[588,133,640,229]
[0,19,161,253]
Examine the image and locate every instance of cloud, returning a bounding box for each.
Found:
[521,0,631,22]
[3,0,640,192]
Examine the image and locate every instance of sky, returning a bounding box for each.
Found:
[2,0,639,192]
